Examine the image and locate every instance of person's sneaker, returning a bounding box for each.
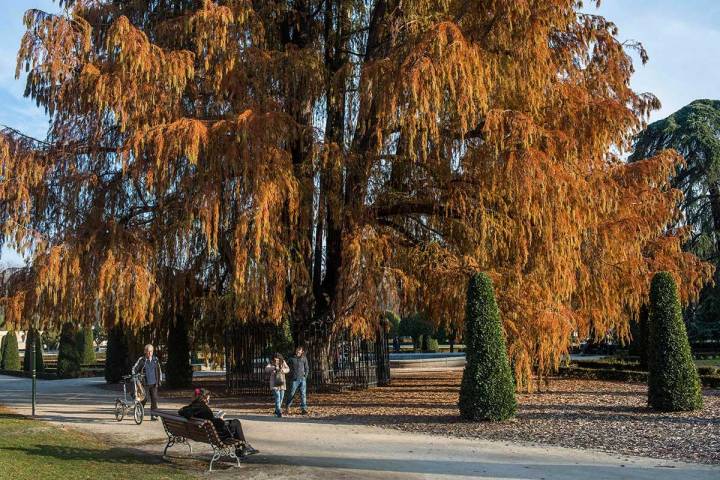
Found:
[150,416,158,421]
[300,409,308,415]
[243,445,259,456]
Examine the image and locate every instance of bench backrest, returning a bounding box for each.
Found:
[153,411,225,446]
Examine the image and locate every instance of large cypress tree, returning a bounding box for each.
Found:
[1,0,714,394]
[459,273,516,421]
[57,322,81,379]
[0,333,4,367]
[23,328,45,373]
[76,325,96,365]
[165,315,193,388]
[104,324,130,383]
[1,331,20,371]
[648,272,703,411]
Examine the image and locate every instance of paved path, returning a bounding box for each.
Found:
[1,374,718,479]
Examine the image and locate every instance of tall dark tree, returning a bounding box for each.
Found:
[647,272,703,412]
[459,273,516,421]
[631,100,720,340]
[105,324,130,384]
[165,315,193,388]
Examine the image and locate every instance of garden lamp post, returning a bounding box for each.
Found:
[30,320,37,417]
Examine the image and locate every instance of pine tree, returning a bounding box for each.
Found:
[57,323,81,379]
[1,331,20,371]
[105,324,130,384]
[23,328,45,372]
[76,326,96,365]
[459,273,516,421]
[165,315,193,388]
[648,272,703,411]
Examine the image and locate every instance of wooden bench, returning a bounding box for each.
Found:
[151,410,243,472]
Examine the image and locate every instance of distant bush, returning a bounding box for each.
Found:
[76,326,96,364]
[57,323,81,379]
[23,328,45,372]
[425,337,439,352]
[1,331,20,371]
[105,325,130,384]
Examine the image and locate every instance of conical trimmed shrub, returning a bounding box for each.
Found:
[105,324,130,384]
[165,315,193,388]
[57,322,81,379]
[1,331,20,371]
[648,272,703,411]
[76,326,96,365]
[0,333,4,367]
[459,273,517,421]
[23,328,45,372]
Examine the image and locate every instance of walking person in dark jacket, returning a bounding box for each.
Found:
[132,344,162,421]
[284,345,310,415]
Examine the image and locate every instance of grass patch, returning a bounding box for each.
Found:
[0,408,192,480]
[695,358,720,368]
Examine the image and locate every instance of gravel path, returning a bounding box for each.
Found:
[262,371,720,465]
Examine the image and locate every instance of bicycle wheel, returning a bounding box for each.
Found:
[114,399,125,422]
[133,402,144,425]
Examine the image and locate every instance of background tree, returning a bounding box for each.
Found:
[0,331,20,371]
[399,313,433,351]
[0,1,713,390]
[105,324,130,384]
[92,323,106,351]
[459,273,516,421]
[647,272,703,411]
[631,100,720,343]
[41,327,61,351]
[23,327,45,372]
[165,315,193,388]
[57,322,81,379]
[76,325,96,364]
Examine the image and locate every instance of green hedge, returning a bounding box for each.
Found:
[559,366,719,389]
[458,273,516,421]
[648,272,703,411]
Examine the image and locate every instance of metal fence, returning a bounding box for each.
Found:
[225,322,390,396]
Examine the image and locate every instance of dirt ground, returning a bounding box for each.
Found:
[175,370,720,465]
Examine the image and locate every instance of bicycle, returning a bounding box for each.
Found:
[114,373,146,424]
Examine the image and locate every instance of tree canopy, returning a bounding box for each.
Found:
[631,99,720,340]
[0,0,712,389]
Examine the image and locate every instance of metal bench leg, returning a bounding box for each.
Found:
[209,447,221,472]
[163,439,175,457]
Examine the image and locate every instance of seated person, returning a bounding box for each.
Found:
[178,388,259,457]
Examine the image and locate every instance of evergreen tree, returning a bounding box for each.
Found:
[23,328,45,372]
[57,322,81,379]
[648,272,703,411]
[459,273,516,421]
[165,315,193,388]
[1,331,20,371]
[0,333,4,367]
[105,324,130,384]
[76,325,96,365]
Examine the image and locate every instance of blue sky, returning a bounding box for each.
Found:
[1,0,719,266]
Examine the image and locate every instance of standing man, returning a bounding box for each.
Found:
[284,345,309,415]
[133,344,162,421]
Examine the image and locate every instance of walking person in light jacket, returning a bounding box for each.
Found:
[132,344,162,421]
[265,352,290,417]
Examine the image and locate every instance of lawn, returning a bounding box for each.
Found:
[0,409,192,480]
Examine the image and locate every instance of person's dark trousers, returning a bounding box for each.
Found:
[142,383,159,416]
[226,419,246,442]
[285,377,307,410]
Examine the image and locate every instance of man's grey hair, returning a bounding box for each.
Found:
[144,344,154,352]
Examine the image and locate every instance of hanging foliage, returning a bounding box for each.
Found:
[0,1,712,390]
